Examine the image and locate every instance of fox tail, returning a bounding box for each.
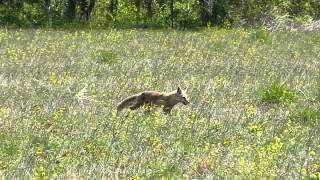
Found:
[117,95,138,111]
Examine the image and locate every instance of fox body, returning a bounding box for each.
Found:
[117,87,189,113]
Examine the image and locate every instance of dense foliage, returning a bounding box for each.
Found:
[1,0,320,28]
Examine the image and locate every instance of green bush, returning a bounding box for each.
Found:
[95,50,118,64]
[259,82,296,105]
[250,29,269,42]
[0,2,47,27]
[291,107,320,124]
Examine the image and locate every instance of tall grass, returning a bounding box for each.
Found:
[0,28,320,179]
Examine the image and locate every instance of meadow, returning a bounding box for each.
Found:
[0,28,320,179]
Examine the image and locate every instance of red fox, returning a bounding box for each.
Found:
[117,87,189,113]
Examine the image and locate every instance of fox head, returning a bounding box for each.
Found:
[176,87,189,105]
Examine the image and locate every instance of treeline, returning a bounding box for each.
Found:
[1,0,320,28]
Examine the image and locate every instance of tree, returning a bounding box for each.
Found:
[44,0,52,26]
[80,0,96,21]
[211,0,226,25]
[170,0,173,27]
[157,0,165,11]
[198,0,226,26]
[145,0,153,19]
[66,0,76,20]
[134,0,141,24]
[199,0,210,25]
[66,0,96,21]
[109,0,118,16]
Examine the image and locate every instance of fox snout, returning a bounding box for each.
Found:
[182,98,189,105]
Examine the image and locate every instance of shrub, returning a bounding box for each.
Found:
[291,107,320,124]
[95,50,118,64]
[259,82,296,105]
[249,29,268,42]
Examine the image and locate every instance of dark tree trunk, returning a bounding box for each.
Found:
[157,0,165,11]
[87,0,96,20]
[66,0,76,20]
[44,0,51,26]
[199,0,226,26]
[80,0,96,21]
[199,0,210,26]
[79,0,86,21]
[44,0,50,14]
[134,0,141,25]
[145,0,153,19]
[211,0,226,25]
[109,0,118,15]
[170,0,173,28]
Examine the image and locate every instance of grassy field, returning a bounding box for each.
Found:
[0,28,320,179]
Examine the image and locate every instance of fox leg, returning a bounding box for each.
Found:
[163,106,172,114]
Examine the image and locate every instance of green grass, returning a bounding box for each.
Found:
[0,28,320,179]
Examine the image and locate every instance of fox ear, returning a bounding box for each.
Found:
[177,87,182,94]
